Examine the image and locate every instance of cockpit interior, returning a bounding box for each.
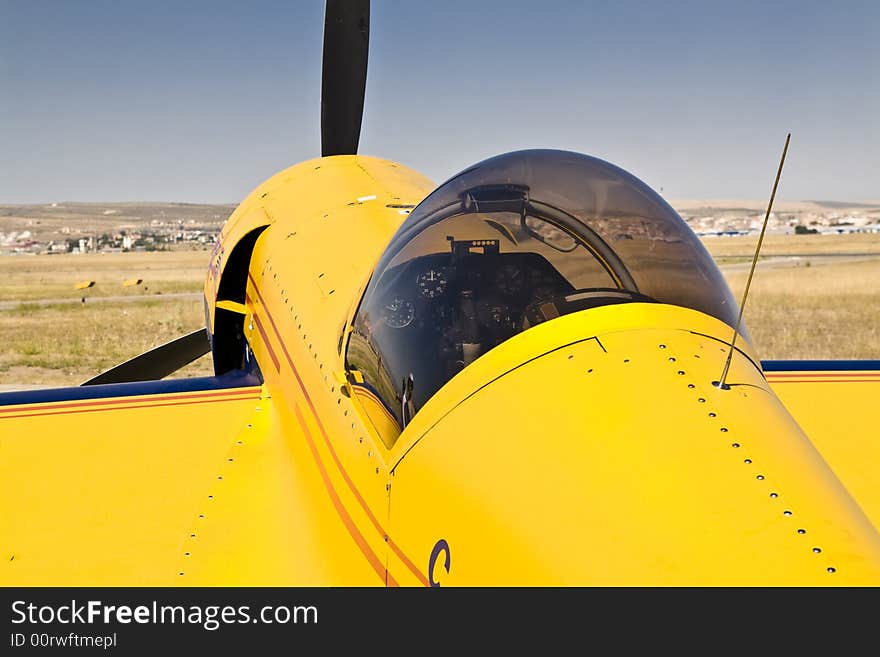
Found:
[345,150,742,441]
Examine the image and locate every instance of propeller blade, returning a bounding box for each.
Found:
[81,328,211,386]
[321,0,370,156]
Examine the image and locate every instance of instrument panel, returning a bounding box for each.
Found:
[378,250,573,340]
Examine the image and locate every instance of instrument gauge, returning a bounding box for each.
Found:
[383,296,415,328]
[417,268,448,299]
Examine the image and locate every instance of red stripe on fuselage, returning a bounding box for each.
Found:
[253,314,280,372]
[247,272,428,586]
[293,404,395,586]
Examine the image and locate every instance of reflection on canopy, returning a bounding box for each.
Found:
[346,149,743,440]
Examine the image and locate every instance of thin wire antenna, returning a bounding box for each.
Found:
[715,132,791,390]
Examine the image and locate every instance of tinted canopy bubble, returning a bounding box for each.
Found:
[346,149,742,434]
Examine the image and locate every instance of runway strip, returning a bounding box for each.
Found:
[0,292,202,310]
[718,254,880,272]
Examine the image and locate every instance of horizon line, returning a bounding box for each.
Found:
[2,198,880,207]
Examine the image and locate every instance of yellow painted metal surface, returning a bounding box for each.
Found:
[351,385,400,449]
[769,373,880,534]
[215,299,247,314]
[204,155,434,333]
[0,382,400,586]
[171,393,381,586]
[388,307,880,585]
[200,154,436,586]
[0,387,262,585]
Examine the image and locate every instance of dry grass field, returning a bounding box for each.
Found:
[0,233,877,387]
[0,251,214,386]
[724,258,880,360]
[702,234,879,358]
[0,251,209,301]
[0,299,214,385]
[701,233,880,258]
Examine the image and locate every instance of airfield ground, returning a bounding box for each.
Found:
[0,233,878,387]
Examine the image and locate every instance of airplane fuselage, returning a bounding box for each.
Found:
[199,154,880,585]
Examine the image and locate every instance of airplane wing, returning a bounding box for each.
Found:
[765,360,880,531]
[1,368,383,586]
[0,372,269,586]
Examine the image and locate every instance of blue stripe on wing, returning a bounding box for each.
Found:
[0,370,261,407]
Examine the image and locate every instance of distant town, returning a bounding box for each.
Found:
[1,200,879,255]
[0,202,236,255]
[7,224,220,255]
[675,200,880,238]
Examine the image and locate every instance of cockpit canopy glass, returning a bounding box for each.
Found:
[346,149,742,434]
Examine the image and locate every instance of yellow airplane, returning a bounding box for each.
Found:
[2,0,879,587]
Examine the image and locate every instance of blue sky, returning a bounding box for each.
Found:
[1,0,877,203]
